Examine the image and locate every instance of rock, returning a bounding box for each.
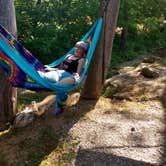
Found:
[131,127,135,132]
[113,92,133,101]
[140,67,159,78]
[13,108,35,128]
[142,57,156,63]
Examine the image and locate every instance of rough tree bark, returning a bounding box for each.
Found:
[82,0,120,99]
[0,0,17,131]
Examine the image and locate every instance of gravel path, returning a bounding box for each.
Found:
[67,100,166,166]
[66,55,166,166]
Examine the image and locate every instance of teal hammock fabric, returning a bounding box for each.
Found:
[0,18,103,114]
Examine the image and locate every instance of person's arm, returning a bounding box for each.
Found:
[71,58,85,84]
[44,55,72,71]
[58,58,85,85]
[76,58,85,75]
[44,65,58,71]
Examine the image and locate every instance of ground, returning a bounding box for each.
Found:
[0,52,166,166]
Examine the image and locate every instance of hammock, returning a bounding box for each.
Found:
[0,18,103,114]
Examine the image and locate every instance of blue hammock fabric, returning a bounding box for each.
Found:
[0,18,103,114]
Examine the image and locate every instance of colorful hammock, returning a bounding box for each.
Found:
[0,18,103,114]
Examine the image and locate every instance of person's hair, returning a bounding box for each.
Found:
[75,41,89,52]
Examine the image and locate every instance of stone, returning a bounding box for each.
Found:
[140,67,159,78]
[142,57,156,63]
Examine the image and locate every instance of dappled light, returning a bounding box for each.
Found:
[0,90,98,165]
[1,52,166,164]
[0,0,166,165]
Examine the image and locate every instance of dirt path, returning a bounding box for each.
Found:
[0,53,166,166]
[70,100,165,166]
[69,54,166,166]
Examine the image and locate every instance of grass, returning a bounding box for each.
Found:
[17,91,54,111]
[138,95,149,102]
[112,105,131,113]
[135,87,150,102]
[0,128,20,142]
[102,86,117,98]
[18,126,59,166]
[16,125,78,166]
[12,89,83,165]
[102,100,132,114]
[0,152,8,166]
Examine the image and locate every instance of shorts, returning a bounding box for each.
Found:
[38,70,73,83]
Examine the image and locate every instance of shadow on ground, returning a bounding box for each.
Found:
[0,96,98,166]
[75,148,155,166]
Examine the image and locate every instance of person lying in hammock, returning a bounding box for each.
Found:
[38,41,88,85]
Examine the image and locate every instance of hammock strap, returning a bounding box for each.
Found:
[54,92,68,115]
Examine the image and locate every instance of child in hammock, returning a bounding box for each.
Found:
[38,41,88,85]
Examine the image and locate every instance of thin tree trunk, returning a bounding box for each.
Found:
[120,28,127,51]
[0,0,17,131]
[36,0,42,5]
[82,0,120,99]
[120,0,128,51]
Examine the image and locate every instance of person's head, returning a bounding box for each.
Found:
[74,41,88,58]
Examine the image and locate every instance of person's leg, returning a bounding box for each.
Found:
[55,93,68,115]
[38,70,60,82]
[58,77,75,84]
[55,71,75,115]
[38,70,75,84]
[58,70,75,85]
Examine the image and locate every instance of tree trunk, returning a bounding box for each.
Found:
[0,0,17,131]
[120,28,127,51]
[120,0,128,51]
[82,0,120,99]
[36,0,42,5]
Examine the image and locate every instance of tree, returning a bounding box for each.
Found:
[82,0,120,99]
[14,0,100,63]
[0,0,17,131]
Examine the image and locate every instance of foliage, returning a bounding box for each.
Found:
[14,0,166,68]
[111,0,166,70]
[14,0,100,63]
